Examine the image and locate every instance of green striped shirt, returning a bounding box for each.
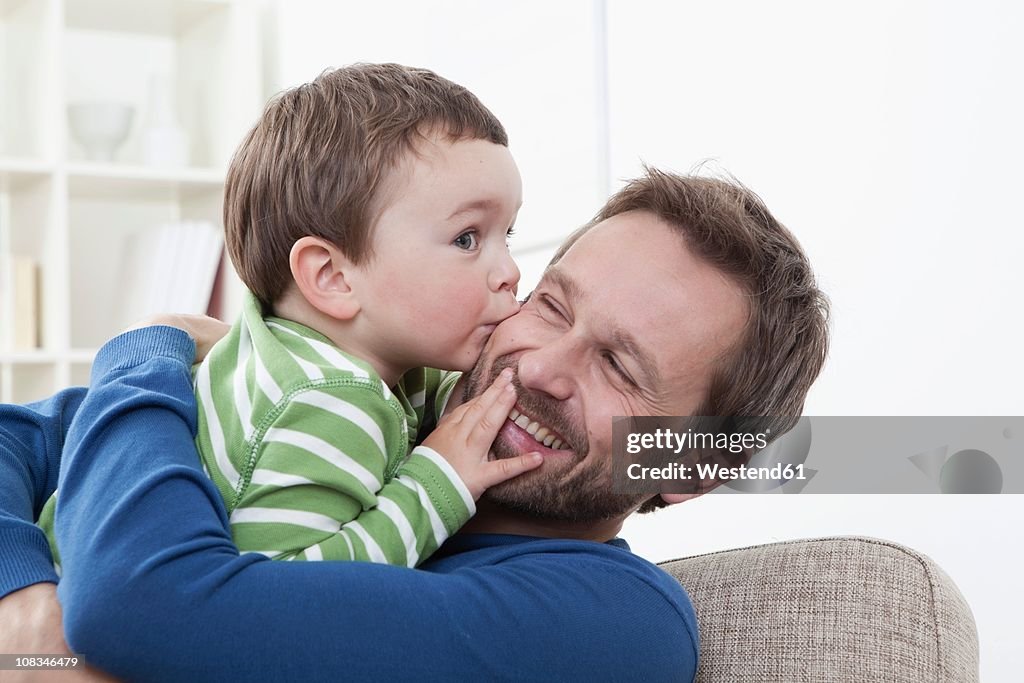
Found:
[192,292,470,565]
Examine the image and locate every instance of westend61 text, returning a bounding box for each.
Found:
[627,462,808,481]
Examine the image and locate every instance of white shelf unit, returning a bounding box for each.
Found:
[0,0,262,402]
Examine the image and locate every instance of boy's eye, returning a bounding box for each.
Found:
[453,230,479,250]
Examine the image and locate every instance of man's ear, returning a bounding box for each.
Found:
[289,236,360,320]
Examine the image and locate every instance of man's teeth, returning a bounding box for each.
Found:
[508,408,565,450]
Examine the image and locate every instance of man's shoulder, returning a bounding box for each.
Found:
[432,533,693,602]
[519,536,691,592]
[500,536,699,671]
[426,533,699,678]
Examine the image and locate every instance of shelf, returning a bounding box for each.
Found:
[0,350,65,364]
[0,157,53,174]
[64,0,229,37]
[10,160,227,196]
[67,162,224,182]
[0,348,94,364]
[67,163,224,200]
[2,0,260,398]
[0,158,53,189]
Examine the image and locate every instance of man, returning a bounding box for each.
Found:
[0,168,828,681]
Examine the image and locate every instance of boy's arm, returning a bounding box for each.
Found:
[0,387,86,598]
[52,327,697,682]
[229,388,475,565]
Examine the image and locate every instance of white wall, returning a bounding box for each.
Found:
[272,2,1021,678]
[605,0,1024,417]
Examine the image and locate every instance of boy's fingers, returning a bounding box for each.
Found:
[468,381,516,444]
[480,453,543,489]
[451,369,513,424]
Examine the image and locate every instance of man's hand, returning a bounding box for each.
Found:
[0,583,117,681]
[420,369,542,499]
[124,313,229,363]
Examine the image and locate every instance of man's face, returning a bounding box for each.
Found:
[463,210,749,521]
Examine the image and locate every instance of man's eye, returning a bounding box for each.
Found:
[603,352,634,385]
[540,295,567,320]
[453,231,479,250]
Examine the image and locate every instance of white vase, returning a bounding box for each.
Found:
[68,102,134,162]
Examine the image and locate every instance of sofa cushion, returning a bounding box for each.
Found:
[659,536,978,682]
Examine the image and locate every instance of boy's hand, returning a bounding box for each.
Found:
[421,368,542,499]
[124,314,229,362]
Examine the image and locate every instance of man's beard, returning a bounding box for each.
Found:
[463,354,647,523]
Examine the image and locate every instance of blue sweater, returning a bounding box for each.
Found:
[0,327,698,682]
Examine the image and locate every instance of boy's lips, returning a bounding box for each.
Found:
[476,324,498,349]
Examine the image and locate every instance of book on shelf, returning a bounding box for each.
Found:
[118,222,224,330]
[0,254,41,351]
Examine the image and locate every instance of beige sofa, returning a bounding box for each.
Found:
[659,536,979,682]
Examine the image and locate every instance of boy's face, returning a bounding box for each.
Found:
[349,132,523,376]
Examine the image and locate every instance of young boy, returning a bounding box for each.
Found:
[42,63,542,567]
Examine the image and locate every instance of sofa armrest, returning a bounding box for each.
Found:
[659,536,978,682]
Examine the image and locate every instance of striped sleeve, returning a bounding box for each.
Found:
[227,384,474,566]
[407,368,463,447]
[434,370,461,417]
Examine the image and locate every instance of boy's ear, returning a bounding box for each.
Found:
[289,236,360,320]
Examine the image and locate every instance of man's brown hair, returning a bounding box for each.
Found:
[550,168,830,511]
[224,63,508,306]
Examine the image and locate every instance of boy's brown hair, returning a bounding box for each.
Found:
[224,63,508,306]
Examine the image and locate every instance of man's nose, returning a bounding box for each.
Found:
[516,333,577,401]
